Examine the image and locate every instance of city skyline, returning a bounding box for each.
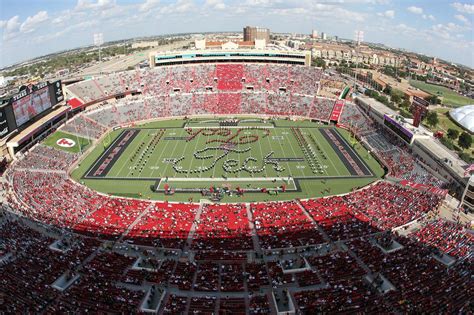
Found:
[0,0,473,68]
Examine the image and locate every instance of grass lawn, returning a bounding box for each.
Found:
[430,108,473,153]
[43,130,92,153]
[409,80,472,108]
[70,119,384,202]
[432,108,466,134]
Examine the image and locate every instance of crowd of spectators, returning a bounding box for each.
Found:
[15,144,79,172]
[192,203,253,251]
[251,201,325,249]
[412,218,473,259]
[61,115,107,140]
[0,208,471,313]
[62,63,329,140]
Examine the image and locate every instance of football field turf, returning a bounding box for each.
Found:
[71,118,384,202]
[43,130,92,153]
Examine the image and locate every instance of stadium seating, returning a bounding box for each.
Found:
[412,219,473,259]
[193,203,253,251]
[1,62,470,314]
[15,144,79,172]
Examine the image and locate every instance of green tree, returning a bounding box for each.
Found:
[447,128,460,140]
[458,132,472,150]
[312,58,326,69]
[424,95,440,105]
[400,99,411,109]
[425,111,439,127]
[391,93,402,104]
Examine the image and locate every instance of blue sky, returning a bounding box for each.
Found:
[0,0,473,68]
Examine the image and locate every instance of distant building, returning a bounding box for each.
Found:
[321,32,327,40]
[311,30,318,38]
[149,49,311,68]
[254,39,266,49]
[131,41,159,49]
[195,39,258,50]
[243,26,270,44]
[195,39,206,50]
[287,40,305,50]
[311,43,401,67]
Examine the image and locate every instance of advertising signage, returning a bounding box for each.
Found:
[383,114,414,144]
[49,80,64,105]
[0,104,17,139]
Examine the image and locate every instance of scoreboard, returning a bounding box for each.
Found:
[11,82,52,127]
[1,81,64,139]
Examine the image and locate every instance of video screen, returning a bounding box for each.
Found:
[12,87,52,127]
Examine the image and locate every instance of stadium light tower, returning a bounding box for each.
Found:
[353,30,364,92]
[94,33,104,73]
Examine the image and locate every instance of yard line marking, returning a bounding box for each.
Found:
[188,128,201,178]
[149,129,175,178]
[285,128,307,177]
[161,129,183,177]
[305,128,329,177]
[127,130,157,178]
[256,129,269,178]
[199,129,211,179]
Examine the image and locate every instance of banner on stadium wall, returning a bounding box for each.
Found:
[0,104,17,139]
[49,80,64,105]
[383,115,414,144]
[0,107,10,138]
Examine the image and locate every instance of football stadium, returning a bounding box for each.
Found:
[0,24,473,315]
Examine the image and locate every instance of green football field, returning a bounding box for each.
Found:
[43,130,92,153]
[70,118,385,202]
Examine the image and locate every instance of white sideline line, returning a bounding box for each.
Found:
[164,177,293,182]
[184,126,274,129]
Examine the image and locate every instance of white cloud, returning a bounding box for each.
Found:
[422,14,435,21]
[33,20,99,43]
[430,22,466,40]
[451,2,474,14]
[205,0,226,10]
[377,10,395,19]
[396,23,417,33]
[1,15,21,40]
[75,0,115,11]
[245,0,272,6]
[159,0,195,15]
[454,14,470,24]
[139,0,160,12]
[20,11,49,33]
[407,6,423,14]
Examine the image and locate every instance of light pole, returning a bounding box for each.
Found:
[94,33,104,73]
[353,30,364,93]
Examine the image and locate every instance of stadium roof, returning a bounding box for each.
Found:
[450,105,474,133]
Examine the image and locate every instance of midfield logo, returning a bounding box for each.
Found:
[56,138,76,148]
